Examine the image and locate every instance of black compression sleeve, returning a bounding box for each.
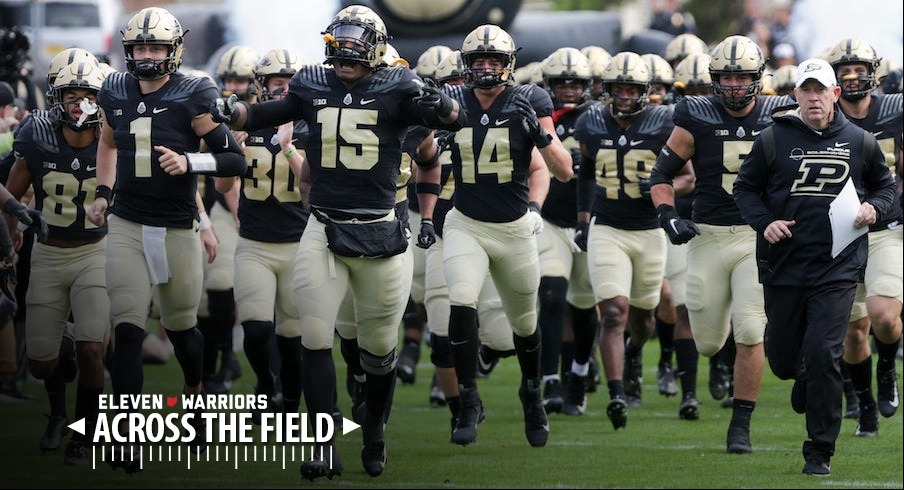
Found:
[190,124,247,177]
[649,145,688,186]
[243,97,304,131]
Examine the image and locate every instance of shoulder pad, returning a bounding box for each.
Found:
[442,84,467,106]
[636,104,674,136]
[755,95,792,126]
[367,66,415,95]
[162,73,210,101]
[678,95,722,126]
[574,103,609,140]
[877,93,903,126]
[294,65,332,92]
[20,116,59,154]
[101,72,132,101]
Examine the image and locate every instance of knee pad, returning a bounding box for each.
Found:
[430,334,454,368]
[360,348,397,376]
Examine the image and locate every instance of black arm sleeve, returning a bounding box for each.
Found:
[577,149,597,213]
[242,97,304,132]
[649,145,687,186]
[198,123,248,177]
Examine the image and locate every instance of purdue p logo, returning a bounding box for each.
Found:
[790,158,849,195]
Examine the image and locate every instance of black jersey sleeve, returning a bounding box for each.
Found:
[861,131,898,221]
[526,84,554,118]
[190,77,219,117]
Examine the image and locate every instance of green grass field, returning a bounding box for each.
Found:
[2,338,902,489]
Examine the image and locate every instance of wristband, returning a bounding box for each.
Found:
[94,185,113,202]
[185,152,217,174]
[284,147,297,158]
[534,130,553,149]
[529,201,542,214]
[199,212,212,231]
[415,183,441,195]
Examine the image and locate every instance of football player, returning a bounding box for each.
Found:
[437,24,572,448]
[215,48,307,425]
[581,46,612,100]
[573,51,672,427]
[533,47,598,417]
[663,33,708,70]
[87,6,247,470]
[650,35,792,453]
[827,38,903,436]
[209,5,463,479]
[5,61,106,464]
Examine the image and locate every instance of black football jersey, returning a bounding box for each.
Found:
[98,72,218,228]
[840,92,903,230]
[286,65,453,212]
[448,83,552,223]
[576,103,674,230]
[541,102,593,229]
[673,94,791,225]
[13,117,106,241]
[238,121,309,243]
[1,109,55,185]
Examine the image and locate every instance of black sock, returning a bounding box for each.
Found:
[340,336,365,377]
[242,321,274,394]
[362,356,396,420]
[731,399,756,428]
[539,277,567,377]
[513,328,542,381]
[301,348,335,419]
[447,395,461,420]
[875,337,900,372]
[276,335,303,411]
[44,368,66,418]
[608,380,625,399]
[847,357,876,406]
[197,316,218,377]
[656,314,675,365]
[72,384,102,442]
[570,306,597,365]
[450,306,479,388]
[560,341,575,375]
[166,327,205,388]
[402,296,426,334]
[208,289,236,354]
[675,338,699,396]
[111,323,145,406]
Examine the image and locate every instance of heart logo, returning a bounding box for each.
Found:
[167,396,178,407]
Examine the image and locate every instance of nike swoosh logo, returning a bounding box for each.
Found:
[152,107,168,114]
[751,130,762,136]
[495,118,509,126]
[361,98,376,105]
[835,141,850,147]
[630,140,644,146]
[223,135,229,149]
[450,339,468,346]
[86,165,96,171]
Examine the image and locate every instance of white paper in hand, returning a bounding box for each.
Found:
[829,178,868,258]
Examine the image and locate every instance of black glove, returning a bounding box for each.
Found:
[4,197,49,243]
[574,221,590,252]
[570,148,583,174]
[637,178,652,201]
[657,204,700,245]
[435,130,456,153]
[417,218,436,249]
[513,94,552,149]
[210,94,240,125]
[413,80,454,118]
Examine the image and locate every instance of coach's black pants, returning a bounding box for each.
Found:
[763,281,856,462]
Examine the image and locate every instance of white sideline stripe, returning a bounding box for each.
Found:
[825,481,903,488]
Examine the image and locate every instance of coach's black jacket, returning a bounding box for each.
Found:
[733,106,897,287]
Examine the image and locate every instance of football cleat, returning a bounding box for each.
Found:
[562,373,587,416]
[451,386,483,445]
[709,358,731,401]
[63,440,89,466]
[428,374,446,407]
[519,380,549,447]
[361,411,386,477]
[39,414,69,452]
[854,403,878,437]
[187,410,207,454]
[542,379,564,414]
[726,423,752,454]
[106,443,142,474]
[678,393,700,420]
[300,442,342,481]
[876,367,899,418]
[657,362,678,397]
[606,397,628,430]
[396,340,420,384]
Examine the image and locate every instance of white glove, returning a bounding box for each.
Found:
[528,201,544,235]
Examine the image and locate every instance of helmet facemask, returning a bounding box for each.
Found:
[836,62,876,101]
[711,72,761,111]
[324,21,386,68]
[124,42,181,80]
